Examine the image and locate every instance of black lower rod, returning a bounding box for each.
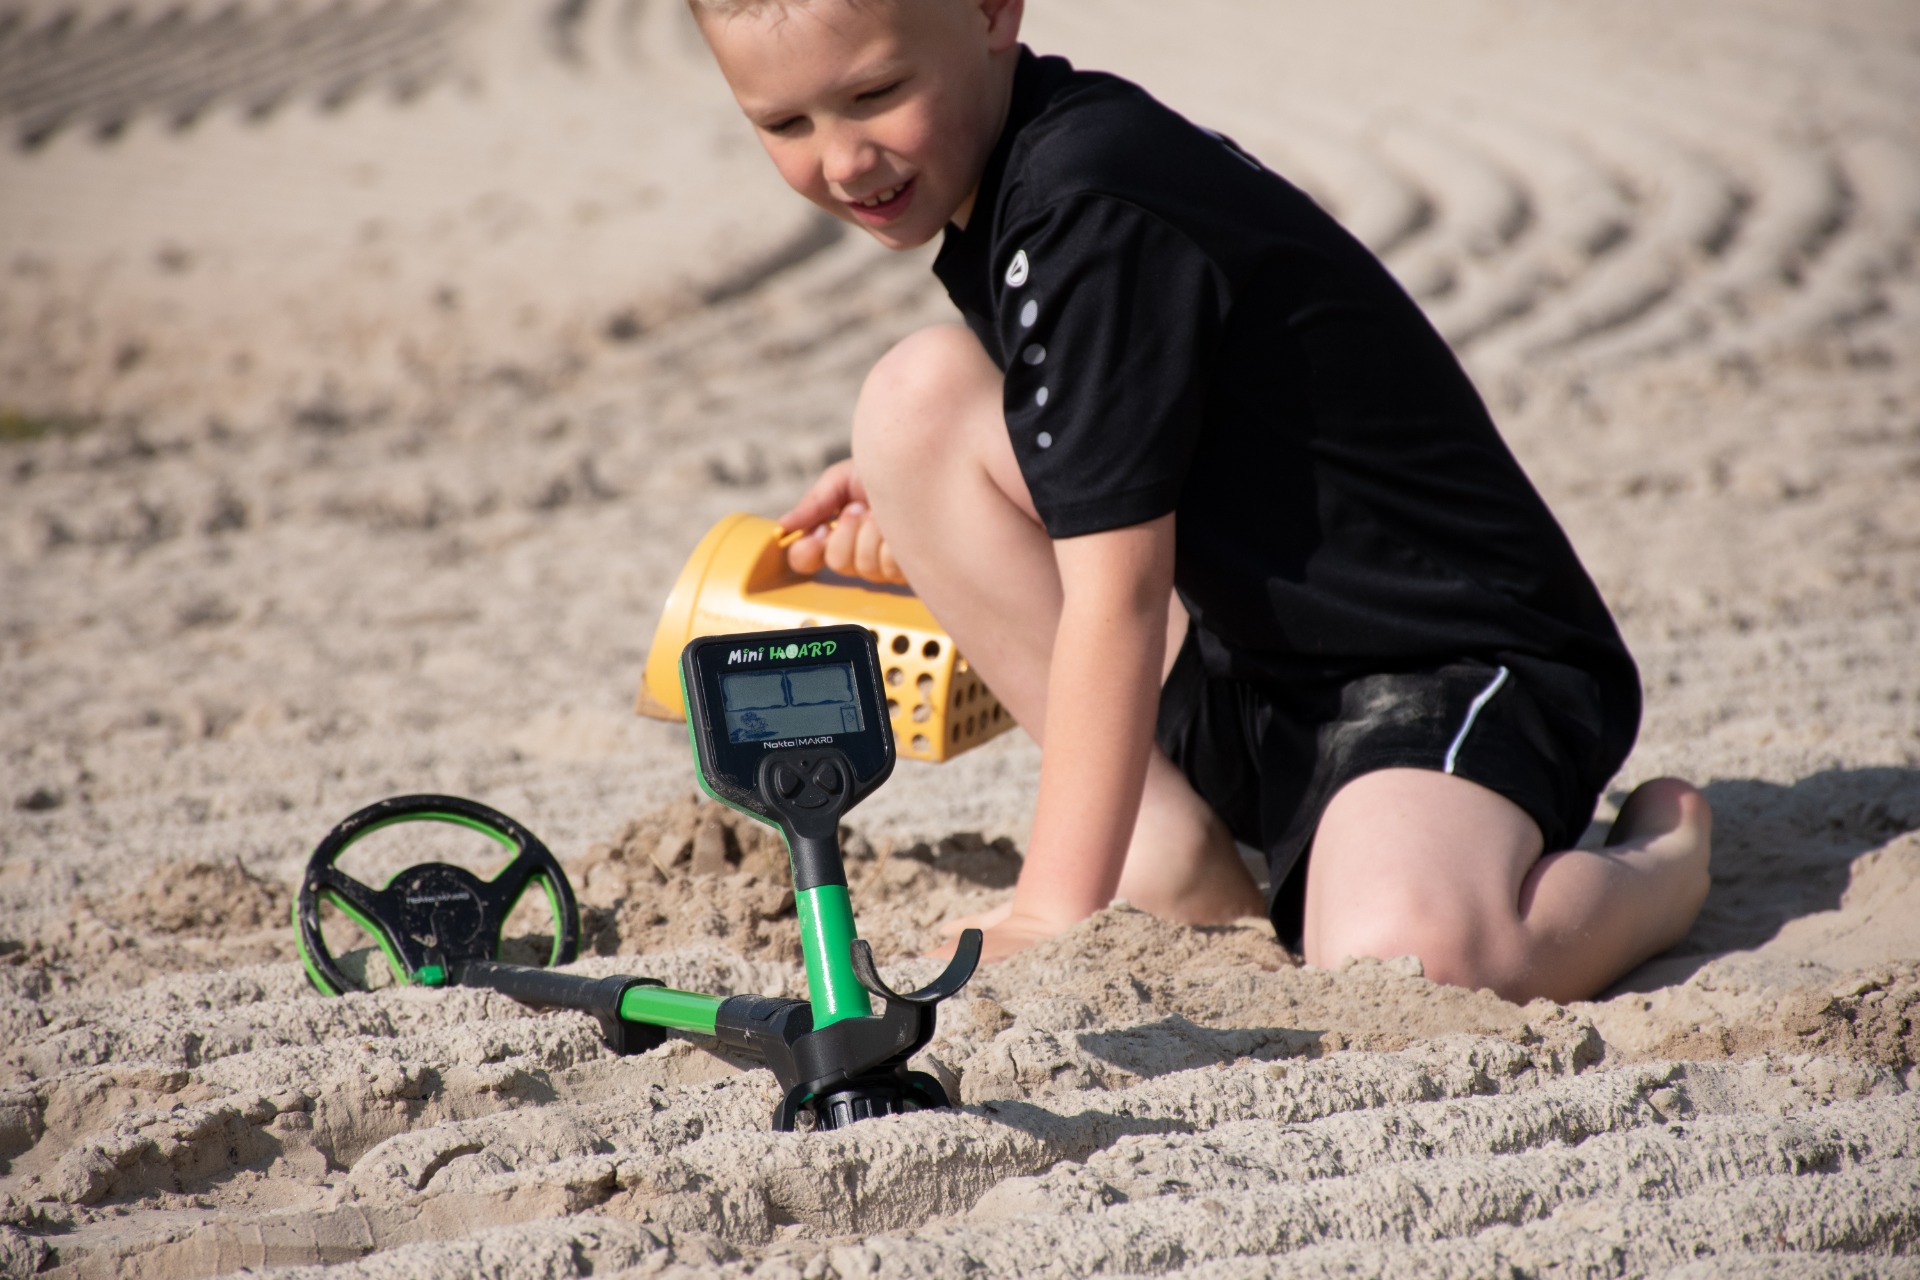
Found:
[454,960,669,1055]
[449,961,960,1132]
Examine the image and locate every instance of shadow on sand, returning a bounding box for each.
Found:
[1608,764,1920,993]
[1076,1016,1323,1080]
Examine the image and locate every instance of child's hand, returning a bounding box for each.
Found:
[936,900,1012,938]
[777,460,909,585]
[927,902,1074,964]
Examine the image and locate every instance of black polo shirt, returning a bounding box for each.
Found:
[932,48,1639,759]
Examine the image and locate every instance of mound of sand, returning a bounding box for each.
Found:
[2,0,1917,1275]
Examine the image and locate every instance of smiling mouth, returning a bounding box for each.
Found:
[848,177,915,223]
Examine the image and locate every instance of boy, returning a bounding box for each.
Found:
[689,0,1712,1002]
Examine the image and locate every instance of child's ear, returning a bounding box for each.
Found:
[980,0,1024,52]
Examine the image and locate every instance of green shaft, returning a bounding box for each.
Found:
[796,885,872,1026]
[619,985,723,1035]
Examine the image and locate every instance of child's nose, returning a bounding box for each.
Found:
[820,124,877,189]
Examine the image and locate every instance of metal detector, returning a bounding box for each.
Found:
[296,625,982,1131]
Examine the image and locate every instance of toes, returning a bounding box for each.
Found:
[1605,777,1710,846]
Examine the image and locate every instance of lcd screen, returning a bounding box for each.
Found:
[721,662,866,742]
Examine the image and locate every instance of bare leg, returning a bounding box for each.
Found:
[854,325,1262,926]
[1303,770,1712,1003]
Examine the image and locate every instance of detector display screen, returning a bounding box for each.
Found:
[721,662,866,743]
[684,626,892,818]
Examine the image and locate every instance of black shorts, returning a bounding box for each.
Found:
[1154,632,1636,947]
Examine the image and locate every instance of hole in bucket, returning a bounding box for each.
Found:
[887,667,904,687]
[916,673,935,695]
[912,703,930,723]
[891,634,911,654]
[922,639,941,659]
[912,734,931,754]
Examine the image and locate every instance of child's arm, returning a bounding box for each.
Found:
[963,514,1176,962]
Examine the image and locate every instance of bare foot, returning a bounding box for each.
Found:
[1114,751,1267,925]
[1602,776,1714,949]
[1120,855,1266,924]
[1117,815,1266,925]
[1605,777,1713,849]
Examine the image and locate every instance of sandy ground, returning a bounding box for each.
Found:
[2,0,1919,1275]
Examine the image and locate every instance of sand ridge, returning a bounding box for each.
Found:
[3,0,1919,1275]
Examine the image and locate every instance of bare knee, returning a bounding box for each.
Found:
[1309,897,1532,1000]
[851,324,1000,492]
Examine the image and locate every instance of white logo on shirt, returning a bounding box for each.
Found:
[1005,249,1030,288]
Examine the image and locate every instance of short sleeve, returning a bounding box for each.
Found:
[991,196,1230,539]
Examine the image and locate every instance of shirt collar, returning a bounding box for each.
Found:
[933,46,1067,313]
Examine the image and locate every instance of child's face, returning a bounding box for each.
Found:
[698,0,1022,250]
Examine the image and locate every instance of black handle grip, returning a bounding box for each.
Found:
[454,961,630,1013]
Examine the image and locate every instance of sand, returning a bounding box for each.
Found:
[2,0,1917,1275]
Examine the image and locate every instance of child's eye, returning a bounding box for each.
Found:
[764,116,805,136]
[856,81,902,104]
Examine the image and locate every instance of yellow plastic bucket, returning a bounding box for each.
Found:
[637,513,1014,763]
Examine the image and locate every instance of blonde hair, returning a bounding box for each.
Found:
[687,0,814,16]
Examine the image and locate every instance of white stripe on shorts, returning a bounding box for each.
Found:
[1443,665,1511,776]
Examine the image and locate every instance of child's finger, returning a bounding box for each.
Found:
[784,525,829,575]
[877,538,906,586]
[853,513,891,582]
[823,504,867,575]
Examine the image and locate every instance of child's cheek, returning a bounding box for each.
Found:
[867,117,941,210]
[888,104,946,170]
[764,141,826,205]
